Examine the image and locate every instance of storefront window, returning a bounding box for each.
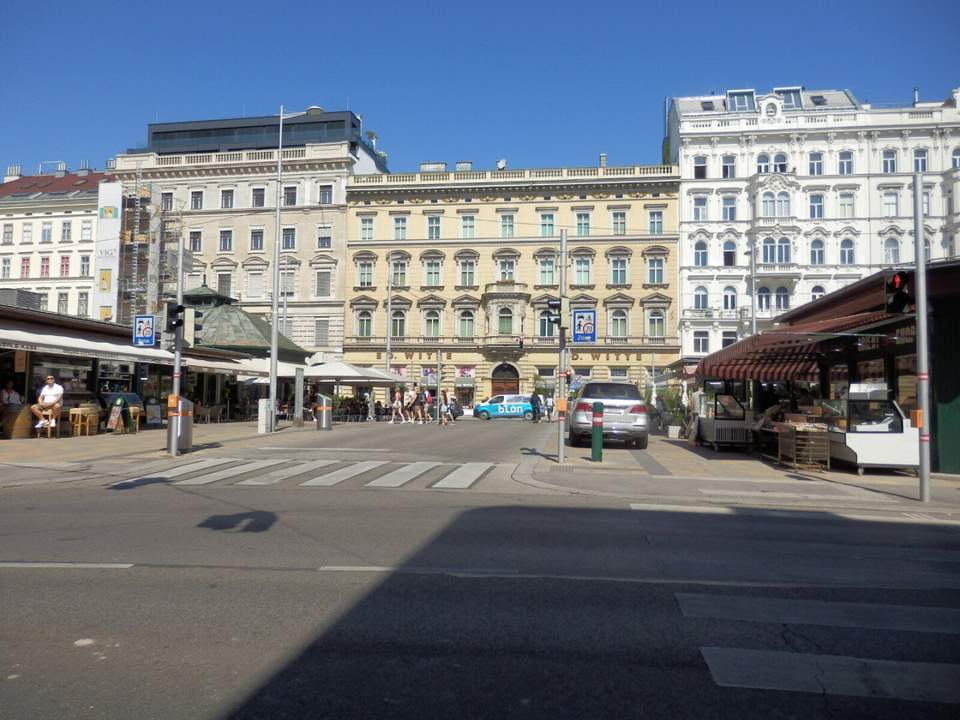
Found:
[895,354,917,414]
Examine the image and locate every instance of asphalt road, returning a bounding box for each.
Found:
[2,419,959,719]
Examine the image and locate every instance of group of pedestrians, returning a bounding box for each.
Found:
[528,392,555,423]
[388,385,458,426]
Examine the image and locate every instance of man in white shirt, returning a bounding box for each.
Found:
[31,375,64,428]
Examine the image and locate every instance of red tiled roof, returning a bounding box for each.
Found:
[0,171,114,197]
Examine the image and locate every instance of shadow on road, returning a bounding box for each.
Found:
[110,477,170,491]
[197,511,277,533]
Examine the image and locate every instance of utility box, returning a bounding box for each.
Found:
[258,398,272,434]
[167,397,193,453]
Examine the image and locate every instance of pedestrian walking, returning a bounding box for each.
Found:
[404,386,416,423]
[655,395,666,434]
[529,391,541,423]
[413,385,427,424]
[389,387,406,424]
[545,394,554,422]
[440,390,453,426]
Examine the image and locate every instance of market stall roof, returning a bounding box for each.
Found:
[0,318,174,365]
[697,311,891,381]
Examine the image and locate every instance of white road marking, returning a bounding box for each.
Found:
[700,647,960,704]
[630,503,736,515]
[630,503,960,526]
[0,562,134,569]
[260,447,390,452]
[236,460,338,485]
[300,461,388,486]
[677,593,960,634]
[111,458,236,486]
[699,488,893,502]
[431,462,493,489]
[173,459,285,486]
[365,461,440,488]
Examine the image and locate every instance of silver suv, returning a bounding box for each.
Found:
[566,381,649,449]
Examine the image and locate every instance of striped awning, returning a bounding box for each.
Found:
[697,311,890,382]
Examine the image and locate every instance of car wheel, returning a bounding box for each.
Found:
[523,411,533,420]
[477,411,490,421]
[636,436,648,450]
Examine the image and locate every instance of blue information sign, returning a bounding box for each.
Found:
[133,314,156,347]
[571,309,596,343]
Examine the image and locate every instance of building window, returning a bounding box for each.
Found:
[811,285,826,301]
[190,191,203,209]
[884,237,900,264]
[693,331,709,353]
[538,310,555,338]
[610,309,628,338]
[37,294,48,311]
[809,194,824,219]
[611,257,627,285]
[840,239,855,265]
[391,259,407,287]
[249,229,264,251]
[424,310,441,338]
[808,152,823,176]
[838,192,854,218]
[953,148,960,169]
[693,155,707,179]
[221,189,234,209]
[80,220,92,241]
[576,212,591,236]
[318,185,333,205]
[217,273,232,297]
[777,237,791,263]
[913,148,928,172]
[721,196,736,221]
[540,213,555,237]
[694,241,708,267]
[282,227,296,250]
[694,285,708,310]
[315,270,331,297]
[459,258,476,286]
[773,153,788,173]
[882,150,897,174]
[500,214,515,238]
[219,230,232,252]
[883,192,899,217]
[357,261,373,287]
[2,224,12,244]
[57,292,69,314]
[161,192,173,211]
[922,191,930,216]
[762,237,776,263]
[188,231,202,252]
[41,222,52,242]
[497,307,513,335]
[458,310,475,337]
[757,154,770,174]
[246,271,264,299]
[498,258,515,282]
[692,196,707,222]
[810,239,825,265]
[59,256,70,276]
[775,287,790,310]
[461,215,475,239]
[283,186,297,206]
[612,211,626,235]
[838,151,854,175]
[427,215,441,240]
[309,317,327,345]
[723,286,737,310]
[20,257,30,277]
[574,257,592,285]
[721,155,736,179]
[757,286,771,310]
[280,270,295,298]
[22,223,32,243]
[648,210,663,234]
[717,331,737,348]
[61,221,72,242]
[393,217,407,240]
[80,255,90,276]
[761,192,775,217]
[538,257,556,285]
[360,217,374,241]
[77,292,88,317]
[424,259,442,286]
[776,192,790,217]
[648,256,664,284]
[357,311,372,337]
[40,257,50,277]
[722,240,736,266]
[0,258,9,278]
[251,188,265,207]
[317,227,332,249]
[648,310,665,337]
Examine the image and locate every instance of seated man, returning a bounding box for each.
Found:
[31,375,64,429]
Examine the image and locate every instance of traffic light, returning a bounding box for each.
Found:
[165,301,185,333]
[885,271,913,313]
[546,298,561,325]
[184,308,204,346]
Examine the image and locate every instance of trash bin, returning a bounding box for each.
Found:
[257,398,272,434]
[316,394,332,431]
[167,396,193,453]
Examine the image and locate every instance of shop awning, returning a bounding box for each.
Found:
[233,358,306,378]
[183,357,245,375]
[697,311,890,381]
[0,319,174,365]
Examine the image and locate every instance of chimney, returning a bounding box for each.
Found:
[953,88,960,107]
[913,86,920,107]
[80,159,89,170]
[55,161,67,178]
[599,153,608,168]
[3,164,21,183]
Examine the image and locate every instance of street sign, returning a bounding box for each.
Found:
[571,309,596,343]
[133,314,156,346]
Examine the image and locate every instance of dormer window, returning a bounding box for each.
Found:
[776,88,803,110]
[726,90,756,112]
[810,95,827,106]
[700,100,715,111]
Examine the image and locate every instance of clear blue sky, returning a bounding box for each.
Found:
[3,0,958,175]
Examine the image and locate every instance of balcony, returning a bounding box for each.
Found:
[349,164,676,187]
[343,334,678,349]
[113,144,343,172]
[755,262,801,277]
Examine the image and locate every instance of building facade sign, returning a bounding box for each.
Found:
[95,182,123,322]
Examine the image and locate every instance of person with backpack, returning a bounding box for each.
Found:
[413,385,427,424]
[529,391,542,423]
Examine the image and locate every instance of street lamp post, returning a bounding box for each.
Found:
[384,251,394,373]
[268,105,286,433]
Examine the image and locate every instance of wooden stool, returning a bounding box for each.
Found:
[34,408,60,438]
[70,408,98,436]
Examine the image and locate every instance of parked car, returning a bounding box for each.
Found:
[474,394,533,420]
[566,381,649,449]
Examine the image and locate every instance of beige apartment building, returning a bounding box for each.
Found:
[344,159,680,405]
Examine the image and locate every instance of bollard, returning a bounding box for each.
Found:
[591,401,603,462]
[316,394,332,431]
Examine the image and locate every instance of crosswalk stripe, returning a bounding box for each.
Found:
[365,461,440,488]
[677,593,960,634]
[300,461,388,486]
[699,488,894,502]
[431,462,493,489]
[236,460,338,485]
[112,458,236,487]
[174,459,285,486]
[700,647,960,704]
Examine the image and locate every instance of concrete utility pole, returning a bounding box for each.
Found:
[913,173,931,502]
[557,229,568,465]
[168,229,184,457]
[750,235,757,336]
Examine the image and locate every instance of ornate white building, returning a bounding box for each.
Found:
[667,86,960,359]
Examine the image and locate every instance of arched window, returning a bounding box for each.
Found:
[610,309,628,338]
[723,240,736,266]
[884,237,900,265]
[694,241,708,267]
[777,237,791,263]
[810,239,825,265]
[840,239,855,265]
[538,310,555,337]
[356,310,372,337]
[723,286,737,311]
[954,148,960,169]
[458,310,475,338]
[773,153,788,173]
[811,285,826,301]
[693,155,707,179]
[694,286,708,310]
[757,286,771,310]
[761,192,775,217]
[498,307,513,335]
[424,309,441,338]
[775,286,790,310]
[776,191,790,217]
[757,154,770,174]
[647,310,665,337]
[390,310,406,338]
[762,237,776,263]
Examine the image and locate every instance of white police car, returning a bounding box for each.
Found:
[474,394,534,420]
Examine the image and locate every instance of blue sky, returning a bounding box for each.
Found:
[2,0,958,175]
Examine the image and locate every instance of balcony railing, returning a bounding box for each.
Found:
[349,164,676,186]
[756,262,801,275]
[115,145,333,171]
[344,334,678,347]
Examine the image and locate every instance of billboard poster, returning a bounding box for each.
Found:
[95,181,123,323]
[572,309,597,343]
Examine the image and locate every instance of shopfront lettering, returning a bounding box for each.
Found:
[571,352,642,361]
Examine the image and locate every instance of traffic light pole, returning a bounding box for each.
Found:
[557,228,568,465]
[168,230,184,457]
[913,173,930,502]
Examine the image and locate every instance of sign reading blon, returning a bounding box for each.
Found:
[95,181,123,322]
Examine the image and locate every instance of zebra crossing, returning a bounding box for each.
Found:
[112,457,504,491]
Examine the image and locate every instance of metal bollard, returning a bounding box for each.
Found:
[591,401,603,462]
[316,394,332,431]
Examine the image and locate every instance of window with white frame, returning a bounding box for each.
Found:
[77,292,88,316]
[648,210,663,234]
[250,229,264,251]
[922,191,930,216]
[393,216,407,240]
[538,256,556,285]
[882,149,897,174]
[497,258,515,282]
[497,307,513,335]
[161,192,173,211]
[809,194,824,219]
[41,222,52,242]
[694,241,708,267]
[315,270,332,297]
[20,257,29,277]
[280,269,296,298]
[723,286,737,310]
[693,155,707,179]
[357,260,373,287]
[721,196,736,221]
[760,237,775,263]
[612,211,626,235]
[721,330,738,348]
[189,231,202,252]
[461,215,476,239]
[610,257,628,285]
[1,223,11,244]
[356,310,372,337]
[219,230,232,252]
[838,151,854,175]
[808,152,823,176]
[80,220,92,241]
[722,240,736,266]
[251,187,265,207]
[721,155,736,179]
[694,285,708,310]
[840,239,855,265]
[458,310,475,337]
[647,310,665,337]
[80,255,90,276]
[217,272,232,297]
[573,257,592,285]
[913,148,928,172]
[317,226,332,249]
[500,214,514,238]
[838,192,854,218]
[540,212,555,237]
[59,255,70,276]
[777,237,791,263]
[37,294,47,311]
[61,221,71,241]
[0,258,9,278]
[775,287,790,310]
[762,192,775,217]
[318,185,333,205]
[693,331,709,353]
[246,271,265,299]
[773,153,788,173]
[882,191,899,217]
[221,189,234,209]
[954,148,960,169]
[458,257,476,286]
[692,196,707,222]
[22,223,32,243]
[757,286,771,310]
[609,309,628,338]
[424,310,441,338]
[538,310,555,337]
[884,237,900,264]
[283,186,297,206]
[424,258,442,286]
[57,292,68,314]
[811,285,826,301]
[360,217,374,241]
[575,212,591,236]
[190,190,203,210]
[282,227,296,250]
[810,239,825,265]
[776,191,790,217]
[391,259,408,286]
[427,215,441,240]
[757,154,770,174]
[647,256,664,284]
